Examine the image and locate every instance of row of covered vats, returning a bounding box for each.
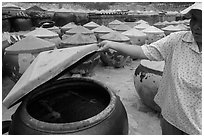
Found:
[2,18,190,82]
[2,18,190,113]
[2,3,198,134]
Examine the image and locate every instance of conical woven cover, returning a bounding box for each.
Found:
[5,36,55,53]
[92,25,114,33]
[113,24,131,31]
[61,22,77,29]
[142,26,164,34]
[122,28,146,37]
[100,31,130,42]
[83,21,100,28]
[24,28,59,38]
[65,25,94,34]
[108,19,123,25]
[62,33,97,45]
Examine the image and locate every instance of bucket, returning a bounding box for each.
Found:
[8,77,128,135]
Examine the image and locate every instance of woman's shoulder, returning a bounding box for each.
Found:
[168,31,190,40]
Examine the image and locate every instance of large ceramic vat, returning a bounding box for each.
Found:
[3,44,128,135]
[2,19,11,32]
[134,60,165,112]
[13,18,33,31]
[8,77,128,135]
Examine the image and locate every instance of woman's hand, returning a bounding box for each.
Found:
[98,40,115,52]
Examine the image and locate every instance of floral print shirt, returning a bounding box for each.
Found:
[141,31,202,134]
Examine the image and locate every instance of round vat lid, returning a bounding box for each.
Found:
[113,24,131,31]
[65,25,94,35]
[100,31,130,42]
[122,28,147,37]
[5,36,55,54]
[62,33,97,45]
[141,59,165,72]
[3,44,99,108]
[92,25,114,33]
[108,19,124,25]
[24,28,59,38]
[142,26,164,34]
[83,21,100,28]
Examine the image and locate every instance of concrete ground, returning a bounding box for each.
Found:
[2,60,161,135]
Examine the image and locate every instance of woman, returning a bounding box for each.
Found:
[98,3,202,135]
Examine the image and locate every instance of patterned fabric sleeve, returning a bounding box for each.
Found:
[141,32,182,61]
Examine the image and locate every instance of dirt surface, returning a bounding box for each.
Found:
[2,60,161,135]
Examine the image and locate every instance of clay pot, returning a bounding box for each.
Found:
[2,19,11,32]
[13,18,33,31]
[3,36,56,82]
[2,38,11,76]
[8,77,129,135]
[134,60,164,112]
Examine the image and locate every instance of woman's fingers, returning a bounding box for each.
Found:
[97,40,110,52]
